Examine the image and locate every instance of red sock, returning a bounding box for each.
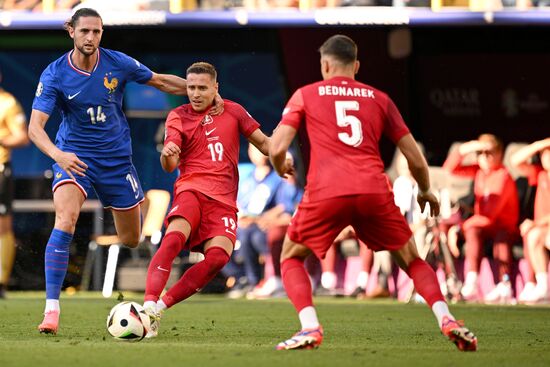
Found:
[144,231,186,302]
[406,258,445,307]
[281,257,313,312]
[162,247,229,308]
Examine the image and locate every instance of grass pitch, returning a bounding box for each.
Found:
[1,292,549,367]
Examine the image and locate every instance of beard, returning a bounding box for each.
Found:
[76,43,97,57]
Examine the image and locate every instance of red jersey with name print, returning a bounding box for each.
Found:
[279,76,410,202]
[164,100,260,210]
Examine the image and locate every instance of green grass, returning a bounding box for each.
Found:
[1,292,549,367]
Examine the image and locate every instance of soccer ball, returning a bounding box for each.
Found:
[106,301,151,341]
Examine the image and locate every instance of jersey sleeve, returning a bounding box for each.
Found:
[164,110,184,147]
[118,51,153,84]
[278,89,305,130]
[383,97,410,144]
[32,65,59,116]
[233,103,261,138]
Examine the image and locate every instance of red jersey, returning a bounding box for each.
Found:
[525,165,550,221]
[278,76,410,202]
[164,100,260,210]
[443,151,519,231]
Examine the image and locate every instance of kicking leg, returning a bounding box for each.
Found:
[391,236,477,351]
[144,217,191,304]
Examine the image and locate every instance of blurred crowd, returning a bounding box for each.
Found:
[1,65,549,304]
[2,0,550,11]
[220,135,550,306]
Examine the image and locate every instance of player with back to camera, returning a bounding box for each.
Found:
[142,62,272,338]
[269,34,477,351]
[29,8,223,335]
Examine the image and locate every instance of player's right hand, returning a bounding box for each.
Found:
[417,189,440,217]
[55,151,88,180]
[161,141,181,157]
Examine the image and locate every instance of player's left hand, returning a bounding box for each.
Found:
[417,189,440,217]
[279,153,295,179]
[210,94,224,116]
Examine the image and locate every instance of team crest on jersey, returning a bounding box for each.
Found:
[35,82,43,97]
[103,73,119,94]
[201,114,214,126]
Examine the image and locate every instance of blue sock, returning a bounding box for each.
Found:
[45,229,73,300]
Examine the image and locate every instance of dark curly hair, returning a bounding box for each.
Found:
[64,8,102,30]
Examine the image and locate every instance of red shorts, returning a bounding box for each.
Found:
[287,192,412,259]
[165,190,237,252]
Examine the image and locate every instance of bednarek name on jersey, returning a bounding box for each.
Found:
[318,85,375,98]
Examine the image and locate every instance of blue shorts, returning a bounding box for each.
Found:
[52,156,144,210]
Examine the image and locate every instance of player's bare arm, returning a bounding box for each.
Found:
[148,73,224,115]
[0,116,29,148]
[247,129,270,156]
[160,141,180,173]
[269,124,296,178]
[510,137,550,168]
[147,72,188,96]
[28,109,88,180]
[458,139,492,156]
[397,133,440,217]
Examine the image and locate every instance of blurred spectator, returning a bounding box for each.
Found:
[247,169,302,299]
[316,226,361,296]
[2,0,81,11]
[511,138,550,304]
[75,0,151,11]
[2,0,40,10]
[226,145,300,298]
[444,134,519,304]
[0,70,30,298]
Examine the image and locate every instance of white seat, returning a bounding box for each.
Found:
[81,190,171,297]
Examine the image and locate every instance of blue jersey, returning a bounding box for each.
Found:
[238,169,282,217]
[32,47,153,158]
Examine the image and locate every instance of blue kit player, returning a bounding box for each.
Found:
[28,8,222,335]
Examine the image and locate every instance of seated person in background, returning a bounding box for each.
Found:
[444,134,519,304]
[226,144,289,298]
[248,164,302,299]
[317,226,371,297]
[511,137,550,304]
[318,227,391,299]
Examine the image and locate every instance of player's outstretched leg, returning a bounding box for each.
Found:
[406,258,477,351]
[393,238,477,351]
[38,229,73,335]
[276,256,323,350]
[441,316,478,351]
[144,231,187,303]
[145,246,230,338]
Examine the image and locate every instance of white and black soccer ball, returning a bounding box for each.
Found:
[106,301,151,341]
